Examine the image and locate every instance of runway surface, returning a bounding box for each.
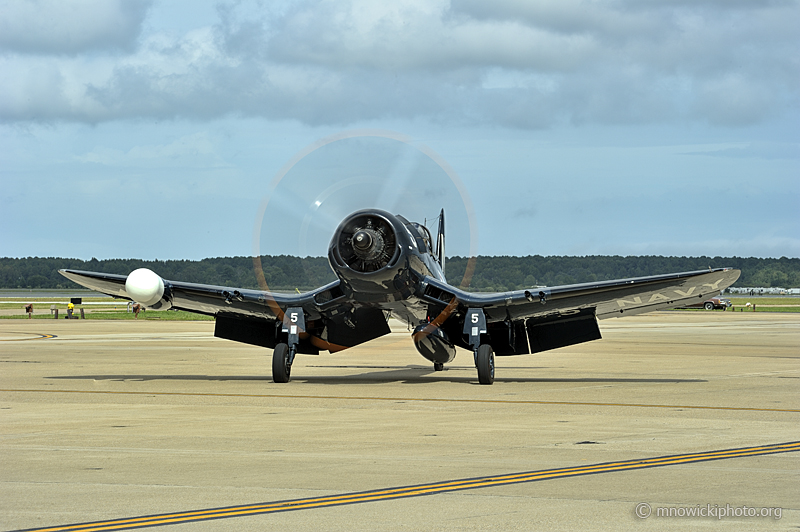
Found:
[1,312,798,531]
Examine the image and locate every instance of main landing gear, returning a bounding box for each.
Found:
[433,362,444,371]
[272,343,293,383]
[475,344,494,385]
[272,307,303,383]
[464,308,494,385]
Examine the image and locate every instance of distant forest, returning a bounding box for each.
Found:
[2,255,798,291]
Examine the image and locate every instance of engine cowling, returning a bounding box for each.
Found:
[125,268,172,310]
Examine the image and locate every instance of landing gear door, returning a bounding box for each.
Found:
[282,307,305,347]
[463,308,487,349]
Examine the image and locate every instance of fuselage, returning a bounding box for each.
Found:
[325,209,458,364]
[327,209,444,324]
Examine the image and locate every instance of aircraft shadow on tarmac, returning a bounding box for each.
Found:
[47,367,706,385]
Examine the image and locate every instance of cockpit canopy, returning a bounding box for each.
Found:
[410,222,433,252]
[394,215,434,253]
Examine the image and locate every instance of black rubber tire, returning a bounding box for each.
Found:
[704,302,714,310]
[272,343,291,383]
[476,344,494,385]
[433,362,444,371]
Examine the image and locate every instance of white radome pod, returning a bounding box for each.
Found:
[125,268,165,306]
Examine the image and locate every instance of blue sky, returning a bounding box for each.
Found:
[2,0,798,261]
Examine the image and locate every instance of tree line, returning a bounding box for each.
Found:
[1,255,798,291]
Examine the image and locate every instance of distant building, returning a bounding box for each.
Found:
[728,287,789,295]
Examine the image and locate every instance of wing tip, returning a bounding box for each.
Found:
[58,268,81,280]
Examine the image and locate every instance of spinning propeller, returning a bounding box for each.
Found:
[253,130,477,290]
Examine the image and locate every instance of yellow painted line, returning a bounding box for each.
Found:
[14,441,800,532]
[1,388,798,413]
[0,333,57,342]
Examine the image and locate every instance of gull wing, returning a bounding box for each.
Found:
[423,268,741,322]
[58,268,343,321]
[421,268,740,355]
[58,269,388,353]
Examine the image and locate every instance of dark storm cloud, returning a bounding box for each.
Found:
[1,0,797,127]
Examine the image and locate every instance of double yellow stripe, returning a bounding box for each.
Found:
[18,441,800,532]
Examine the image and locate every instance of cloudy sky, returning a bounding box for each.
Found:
[2,0,798,261]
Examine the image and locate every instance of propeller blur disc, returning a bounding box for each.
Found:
[253,130,478,292]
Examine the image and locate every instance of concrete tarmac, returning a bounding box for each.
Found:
[1,312,798,531]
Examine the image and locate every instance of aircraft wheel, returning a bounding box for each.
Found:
[433,362,444,371]
[704,302,714,310]
[272,343,291,383]
[476,344,494,385]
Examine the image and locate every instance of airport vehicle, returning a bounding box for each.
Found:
[679,296,732,310]
[702,296,732,310]
[60,209,740,385]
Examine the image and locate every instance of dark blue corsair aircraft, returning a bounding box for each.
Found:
[60,209,740,385]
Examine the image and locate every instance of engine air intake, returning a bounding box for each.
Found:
[333,213,398,273]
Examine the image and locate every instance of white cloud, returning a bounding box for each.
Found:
[0,0,152,54]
